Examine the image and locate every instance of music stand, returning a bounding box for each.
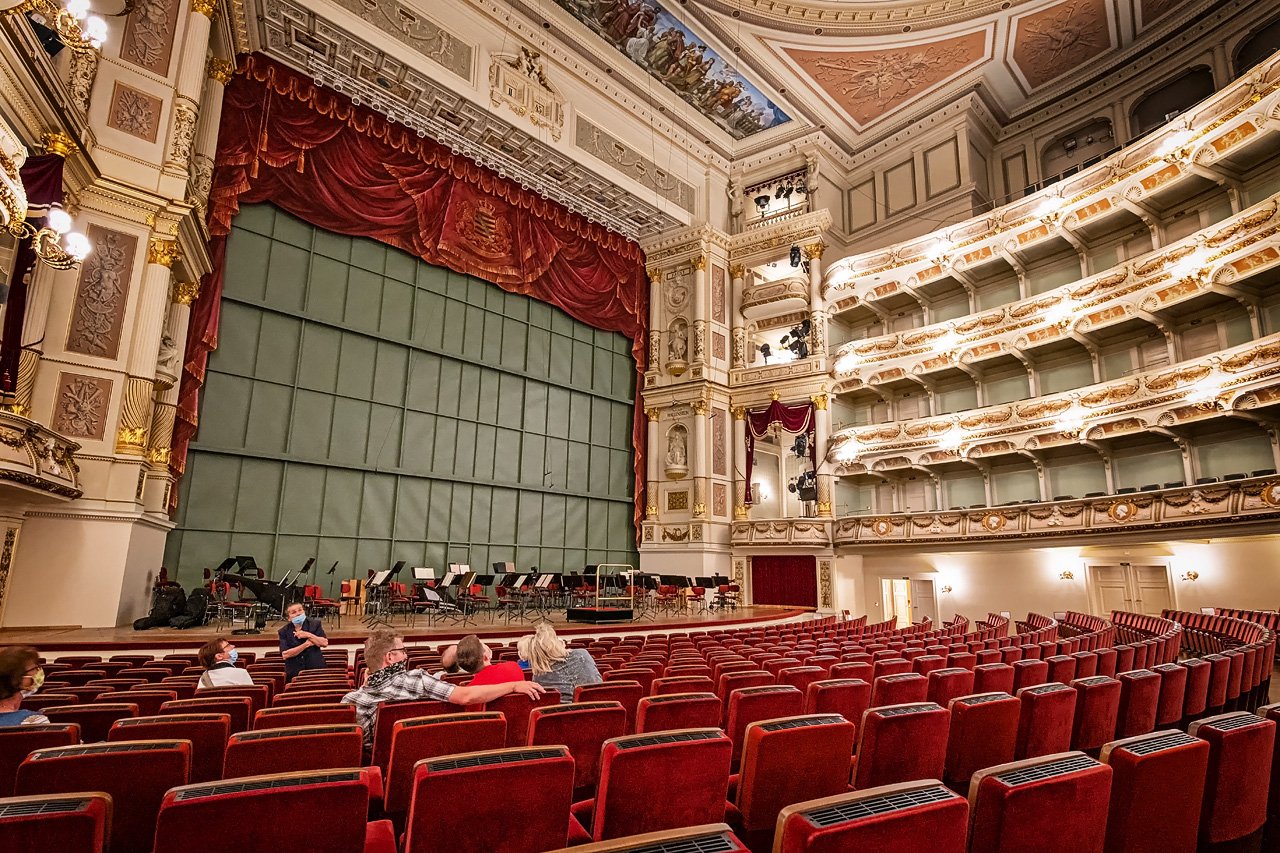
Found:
[363,570,394,628]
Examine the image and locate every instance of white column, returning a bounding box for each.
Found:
[118,239,177,455]
[729,264,746,369]
[147,280,199,478]
[693,399,708,517]
[189,58,233,212]
[645,407,660,519]
[12,263,60,416]
[813,392,833,517]
[692,254,707,365]
[162,0,216,177]
[806,243,827,358]
[647,268,661,373]
[733,406,748,518]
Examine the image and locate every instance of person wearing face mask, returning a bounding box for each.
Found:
[0,645,50,726]
[197,637,254,689]
[279,601,328,682]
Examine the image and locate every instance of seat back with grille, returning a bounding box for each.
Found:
[636,693,722,735]
[854,703,949,790]
[154,768,378,853]
[370,700,451,772]
[968,752,1113,853]
[0,724,78,798]
[591,729,732,841]
[945,693,1019,786]
[575,682,645,733]
[927,668,975,710]
[404,746,575,853]
[529,701,626,794]
[543,823,748,853]
[1069,677,1120,752]
[725,686,804,763]
[1099,730,1208,853]
[870,673,928,709]
[775,780,969,853]
[224,723,362,779]
[385,712,506,814]
[253,703,356,730]
[734,715,856,833]
[42,704,139,744]
[1115,671,1161,739]
[1015,683,1075,760]
[16,739,190,853]
[1188,712,1276,845]
[109,713,229,783]
[0,791,111,853]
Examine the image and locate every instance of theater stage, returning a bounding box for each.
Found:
[0,605,808,653]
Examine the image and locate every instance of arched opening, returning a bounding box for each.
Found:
[1130,67,1215,139]
[1234,16,1280,78]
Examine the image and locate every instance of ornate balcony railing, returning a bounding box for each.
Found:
[0,411,82,500]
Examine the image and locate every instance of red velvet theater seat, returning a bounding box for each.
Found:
[1072,652,1098,679]
[725,686,805,764]
[927,667,976,710]
[651,675,714,696]
[0,791,111,853]
[194,684,269,718]
[946,693,1020,788]
[968,752,1113,853]
[576,682,644,733]
[1011,659,1049,694]
[108,713,229,783]
[1099,730,1208,853]
[0,724,79,798]
[484,692,561,749]
[870,673,928,708]
[154,768,392,853]
[1188,711,1276,847]
[1152,663,1188,727]
[974,663,1016,695]
[1015,683,1075,760]
[42,704,138,744]
[829,661,872,682]
[573,729,732,842]
[872,659,911,680]
[777,667,828,697]
[224,723,363,778]
[546,823,749,853]
[1070,676,1120,752]
[853,703,949,790]
[911,654,948,677]
[1181,658,1210,719]
[16,739,190,853]
[386,712,507,814]
[406,746,576,853]
[369,699,451,772]
[726,714,856,853]
[529,702,627,796]
[1115,670,1161,738]
[636,693,722,734]
[161,696,253,735]
[1045,656,1077,686]
[1094,648,1117,679]
[775,780,969,853]
[253,702,356,730]
[803,679,870,729]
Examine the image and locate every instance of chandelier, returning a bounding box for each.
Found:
[7,0,106,53]
[14,204,90,269]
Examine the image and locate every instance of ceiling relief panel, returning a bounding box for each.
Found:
[548,0,790,139]
[778,30,991,130]
[1137,0,1188,29]
[1009,0,1116,91]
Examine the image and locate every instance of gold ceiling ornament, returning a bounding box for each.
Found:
[41,132,78,158]
[147,238,180,268]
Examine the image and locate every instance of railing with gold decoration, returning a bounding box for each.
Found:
[0,410,82,500]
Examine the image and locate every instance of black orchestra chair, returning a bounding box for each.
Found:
[153,768,393,853]
[774,781,970,853]
[0,792,112,853]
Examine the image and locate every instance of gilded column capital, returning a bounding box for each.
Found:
[729,264,745,279]
[191,0,219,18]
[732,406,746,420]
[691,255,706,271]
[41,132,78,158]
[811,393,828,410]
[770,391,781,401]
[173,280,201,305]
[207,57,235,84]
[647,268,662,284]
[147,238,180,267]
[645,407,662,422]
[691,399,709,416]
[803,242,826,261]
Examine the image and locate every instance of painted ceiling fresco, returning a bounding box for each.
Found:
[552,0,791,139]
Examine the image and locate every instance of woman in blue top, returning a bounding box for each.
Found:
[0,646,49,726]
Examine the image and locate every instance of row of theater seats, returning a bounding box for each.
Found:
[0,706,1275,853]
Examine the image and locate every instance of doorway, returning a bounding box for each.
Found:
[1087,562,1175,616]
[880,578,938,627]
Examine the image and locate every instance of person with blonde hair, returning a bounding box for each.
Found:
[517,624,601,703]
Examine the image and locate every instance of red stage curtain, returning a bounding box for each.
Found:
[743,399,814,504]
[172,55,649,536]
[751,555,817,608]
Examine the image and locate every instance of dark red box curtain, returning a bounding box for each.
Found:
[751,555,817,608]
[173,54,650,537]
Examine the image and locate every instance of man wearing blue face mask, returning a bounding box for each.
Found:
[197,637,254,689]
[279,601,328,682]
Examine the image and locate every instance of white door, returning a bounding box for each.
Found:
[1088,562,1174,616]
[910,579,938,625]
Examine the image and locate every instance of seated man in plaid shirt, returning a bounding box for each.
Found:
[344,629,547,753]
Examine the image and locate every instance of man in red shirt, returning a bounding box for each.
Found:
[457,634,525,686]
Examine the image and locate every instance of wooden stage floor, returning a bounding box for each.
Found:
[0,605,807,652]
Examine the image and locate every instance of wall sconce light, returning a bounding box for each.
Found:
[5,0,107,53]
[940,585,953,594]
[1181,571,1199,582]
[1059,571,1075,580]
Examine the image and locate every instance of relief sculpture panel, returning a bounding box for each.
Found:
[52,373,112,441]
[66,225,138,359]
[121,0,180,74]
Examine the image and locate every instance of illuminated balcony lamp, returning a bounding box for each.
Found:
[936,327,959,355]
[1168,248,1211,281]
[1054,404,1086,439]
[1044,296,1074,327]
[1035,196,1067,222]
[11,203,90,270]
[833,437,860,464]
[7,0,107,52]
[1186,377,1223,410]
[833,349,859,374]
[1159,129,1196,161]
[938,426,964,452]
